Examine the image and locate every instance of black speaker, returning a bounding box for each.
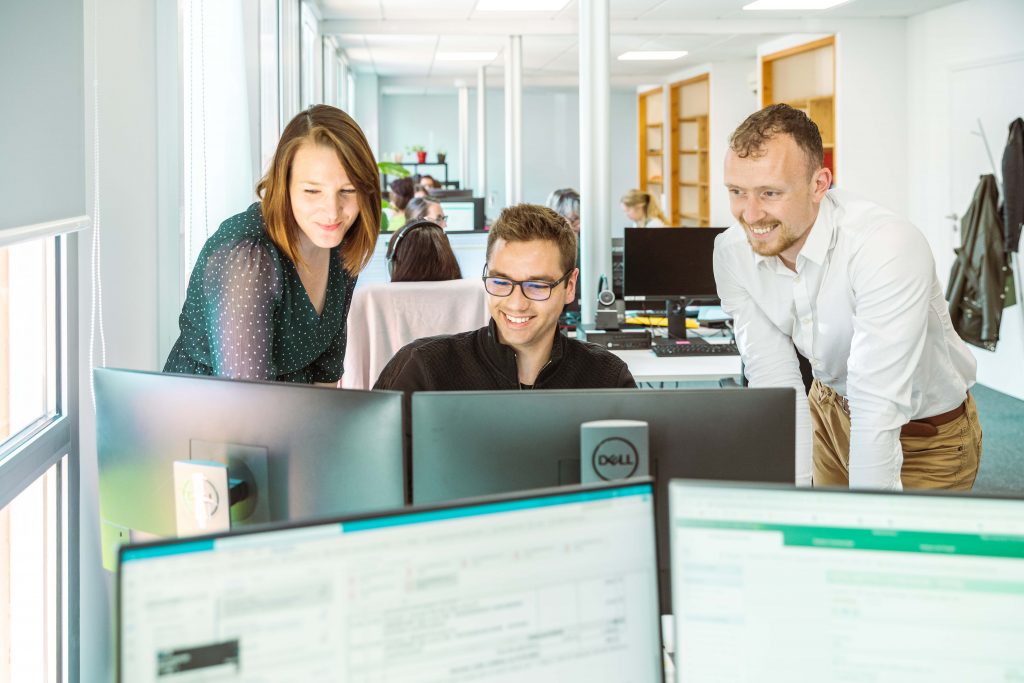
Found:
[596,275,619,330]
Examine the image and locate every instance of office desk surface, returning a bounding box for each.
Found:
[612,349,742,384]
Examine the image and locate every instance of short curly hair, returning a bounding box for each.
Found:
[729,104,823,178]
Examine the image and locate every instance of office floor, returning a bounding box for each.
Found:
[971,383,1024,495]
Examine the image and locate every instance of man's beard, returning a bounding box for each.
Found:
[740,218,801,257]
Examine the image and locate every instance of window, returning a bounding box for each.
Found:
[0,230,77,683]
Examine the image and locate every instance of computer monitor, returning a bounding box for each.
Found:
[411,387,796,612]
[119,480,663,682]
[428,187,472,199]
[96,368,405,569]
[439,197,485,232]
[623,226,725,310]
[669,480,1024,680]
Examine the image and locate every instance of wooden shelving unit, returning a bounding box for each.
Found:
[761,36,836,182]
[670,74,710,226]
[638,88,665,196]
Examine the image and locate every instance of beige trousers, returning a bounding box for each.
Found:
[809,379,982,490]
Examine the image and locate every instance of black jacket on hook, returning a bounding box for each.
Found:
[1002,117,1024,252]
[946,174,1009,351]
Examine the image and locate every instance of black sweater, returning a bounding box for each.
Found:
[374,319,637,393]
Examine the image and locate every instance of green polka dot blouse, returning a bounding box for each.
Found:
[163,202,356,383]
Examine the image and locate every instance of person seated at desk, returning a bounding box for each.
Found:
[404,196,447,229]
[375,204,636,392]
[386,219,462,283]
[546,187,580,234]
[621,188,668,228]
[387,177,415,232]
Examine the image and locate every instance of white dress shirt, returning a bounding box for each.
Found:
[713,190,976,490]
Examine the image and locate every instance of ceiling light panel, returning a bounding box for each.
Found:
[617,50,688,61]
[436,51,499,61]
[475,0,571,10]
[743,0,852,9]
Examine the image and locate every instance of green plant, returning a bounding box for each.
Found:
[407,144,426,153]
[377,161,411,179]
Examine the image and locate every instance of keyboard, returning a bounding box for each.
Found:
[651,341,739,357]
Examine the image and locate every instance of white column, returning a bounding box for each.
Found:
[504,35,523,205]
[457,80,470,189]
[578,0,611,325]
[477,66,487,201]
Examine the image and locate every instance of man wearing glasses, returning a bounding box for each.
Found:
[375,203,636,392]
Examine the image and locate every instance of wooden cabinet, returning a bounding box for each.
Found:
[670,74,710,226]
[761,36,836,182]
[638,88,665,196]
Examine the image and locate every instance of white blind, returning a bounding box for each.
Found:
[0,0,86,233]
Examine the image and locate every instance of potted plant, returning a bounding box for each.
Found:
[436,149,447,163]
[408,145,427,163]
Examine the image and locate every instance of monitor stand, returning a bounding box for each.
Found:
[664,297,708,345]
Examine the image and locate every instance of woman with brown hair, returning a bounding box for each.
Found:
[620,188,668,228]
[386,219,462,282]
[163,104,380,383]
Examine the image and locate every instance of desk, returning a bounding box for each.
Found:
[613,348,742,384]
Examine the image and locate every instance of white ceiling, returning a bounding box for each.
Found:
[321,0,962,87]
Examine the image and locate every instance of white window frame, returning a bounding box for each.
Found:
[0,220,82,682]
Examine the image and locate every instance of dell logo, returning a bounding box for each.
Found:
[592,437,640,480]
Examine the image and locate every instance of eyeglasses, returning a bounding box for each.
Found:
[481,268,573,302]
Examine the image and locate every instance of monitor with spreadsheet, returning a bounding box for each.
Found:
[119,481,663,682]
[411,387,796,613]
[669,480,1024,681]
[96,368,404,569]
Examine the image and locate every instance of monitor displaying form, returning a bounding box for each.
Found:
[669,481,1024,681]
[440,198,485,232]
[119,481,663,682]
[96,368,405,569]
[623,227,725,302]
[412,387,795,613]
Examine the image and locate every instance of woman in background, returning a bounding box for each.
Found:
[387,177,415,231]
[163,104,380,383]
[404,197,448,229]
[546,188,581,234]
[620,189,668,228]
[386,219,462,283]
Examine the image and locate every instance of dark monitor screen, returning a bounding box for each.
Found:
[411,387,796,613]
[623,227,726,299]
[95,368,405,569]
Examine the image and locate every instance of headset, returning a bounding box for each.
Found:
[385,218,443,278]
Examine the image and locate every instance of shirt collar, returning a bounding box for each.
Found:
[751,191,837,270]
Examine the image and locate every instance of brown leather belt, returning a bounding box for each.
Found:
[836,395,967,437]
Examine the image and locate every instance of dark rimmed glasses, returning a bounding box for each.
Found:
[481,267,573,302]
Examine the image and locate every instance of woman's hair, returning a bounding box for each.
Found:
[387,220,463,282]
[389,177,416,211]
[546,188,580,225]
[256,105,381,274]
[404,196,442,222]
[620,188,669,226]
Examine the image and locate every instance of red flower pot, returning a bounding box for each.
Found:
[416,150,427,163]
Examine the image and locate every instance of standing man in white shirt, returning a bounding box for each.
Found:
[713,104,981,490]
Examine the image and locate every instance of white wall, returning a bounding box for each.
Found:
[908,0,1024,399]
[834,20,909,217]
[708,60,760,226]
[82,0,168,679]
[352,73,380,156]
